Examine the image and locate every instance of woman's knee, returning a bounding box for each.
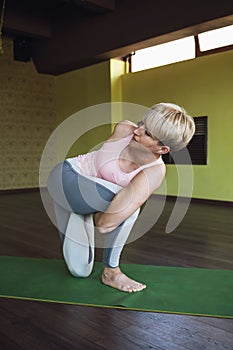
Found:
[67,264,92,278]
[64,248,92,277]
[63,236,93,278]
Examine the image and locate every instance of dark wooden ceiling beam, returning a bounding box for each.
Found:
[2,2,51,39]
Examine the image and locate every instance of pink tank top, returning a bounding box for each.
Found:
[72,134,164,187]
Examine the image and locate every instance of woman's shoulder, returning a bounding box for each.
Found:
[108,120,137,140]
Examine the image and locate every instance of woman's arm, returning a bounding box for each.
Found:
[94,164,166,233]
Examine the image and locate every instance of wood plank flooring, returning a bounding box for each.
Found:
[0,192,232,350]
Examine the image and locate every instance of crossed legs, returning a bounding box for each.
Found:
[47,161,146,292]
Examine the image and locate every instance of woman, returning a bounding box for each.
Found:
[47,102,195,292]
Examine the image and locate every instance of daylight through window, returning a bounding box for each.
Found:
[131,36,195,73]
[198,24,233,52]
[130,25,233,73]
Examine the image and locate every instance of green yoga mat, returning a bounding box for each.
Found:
[0,256,232,318]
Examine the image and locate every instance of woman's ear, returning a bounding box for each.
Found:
[158,146,170,155]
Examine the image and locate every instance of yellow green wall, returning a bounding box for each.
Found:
[56,61,111,124]
[55,59,125,158]
[0,47,124,190]
[0,38,115,189]
[0,37,56,190]
[121,50,233,202]
[55,61,112,157]
[110,59,125,127]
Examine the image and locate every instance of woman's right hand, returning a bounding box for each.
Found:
[94,212,119,233]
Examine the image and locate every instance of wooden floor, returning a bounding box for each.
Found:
[0,192,232,350]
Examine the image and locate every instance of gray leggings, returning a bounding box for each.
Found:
[47,161,139,277]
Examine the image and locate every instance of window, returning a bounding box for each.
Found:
[131,36,195,73]
[198,24,233,52]
[162,116,208,165]
[130,25,233,72]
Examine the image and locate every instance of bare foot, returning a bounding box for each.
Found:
[102,267,147,293]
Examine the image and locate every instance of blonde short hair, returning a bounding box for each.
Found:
[143,102,195,152]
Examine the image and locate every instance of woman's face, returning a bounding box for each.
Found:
[133,121,169,155]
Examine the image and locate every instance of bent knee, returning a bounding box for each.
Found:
[68,265,92,278]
